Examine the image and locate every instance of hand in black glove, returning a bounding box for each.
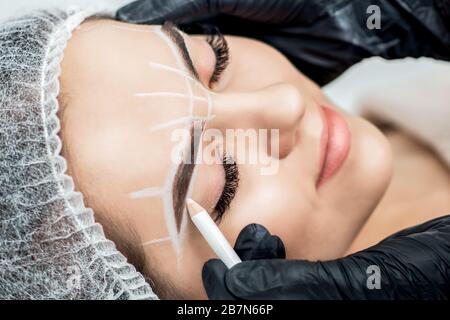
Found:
[116,0,450,85]
[203,215,450,300]
[203,223,286,299]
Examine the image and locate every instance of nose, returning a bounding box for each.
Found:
[209,83,306,158]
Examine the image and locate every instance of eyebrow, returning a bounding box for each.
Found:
[160,23,205,231]
[161,22,200,81]
[172,123,204,232]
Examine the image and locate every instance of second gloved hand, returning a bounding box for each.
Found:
[202,223,285,299]
[116,0,450,85]
[203,215,450,300]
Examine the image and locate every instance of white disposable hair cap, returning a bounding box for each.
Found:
[0,8,157,300]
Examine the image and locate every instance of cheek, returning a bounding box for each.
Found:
[317,116,393,246]
[219,189,359,261]
[217,175,317,258]
[161,220,219,299]
[141,238,209,299]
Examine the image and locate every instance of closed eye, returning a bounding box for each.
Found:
[162,22,230,88]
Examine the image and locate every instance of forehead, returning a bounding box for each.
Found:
[61,19,207,181]
[59,20,209,244]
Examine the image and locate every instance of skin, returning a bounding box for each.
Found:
[59,19,394,298]
[347,129,450,253]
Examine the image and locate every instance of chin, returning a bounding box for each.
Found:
[344,115,393,224]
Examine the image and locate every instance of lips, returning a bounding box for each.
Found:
[317,106,351,187]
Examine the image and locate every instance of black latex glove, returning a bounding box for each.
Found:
[203,215,450,300]
[116,0,450,85]
[202,223,286,299]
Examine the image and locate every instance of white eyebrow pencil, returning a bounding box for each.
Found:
[186,198,241,269]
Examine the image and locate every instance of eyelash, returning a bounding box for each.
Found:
[206,30,230,87]
[213,155,239,222]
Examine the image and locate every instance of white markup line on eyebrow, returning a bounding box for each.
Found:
[153,28,195,115]
[142,236,173,246]
[178,119,209,238]
[150,26,199,254]
[162,166,182,254]
[129,186,164,199]
[146,61,214,116]
[111,25,155,33]
[135,92,208,103]
[148,62,197,83]
[129,182,182,253]
[179,164,200,237]
[149,115,208,132]
[206,89,213,118]
[178,207,189,239]
[130,27,216,255]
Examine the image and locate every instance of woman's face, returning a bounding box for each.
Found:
[60,19,392,298]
